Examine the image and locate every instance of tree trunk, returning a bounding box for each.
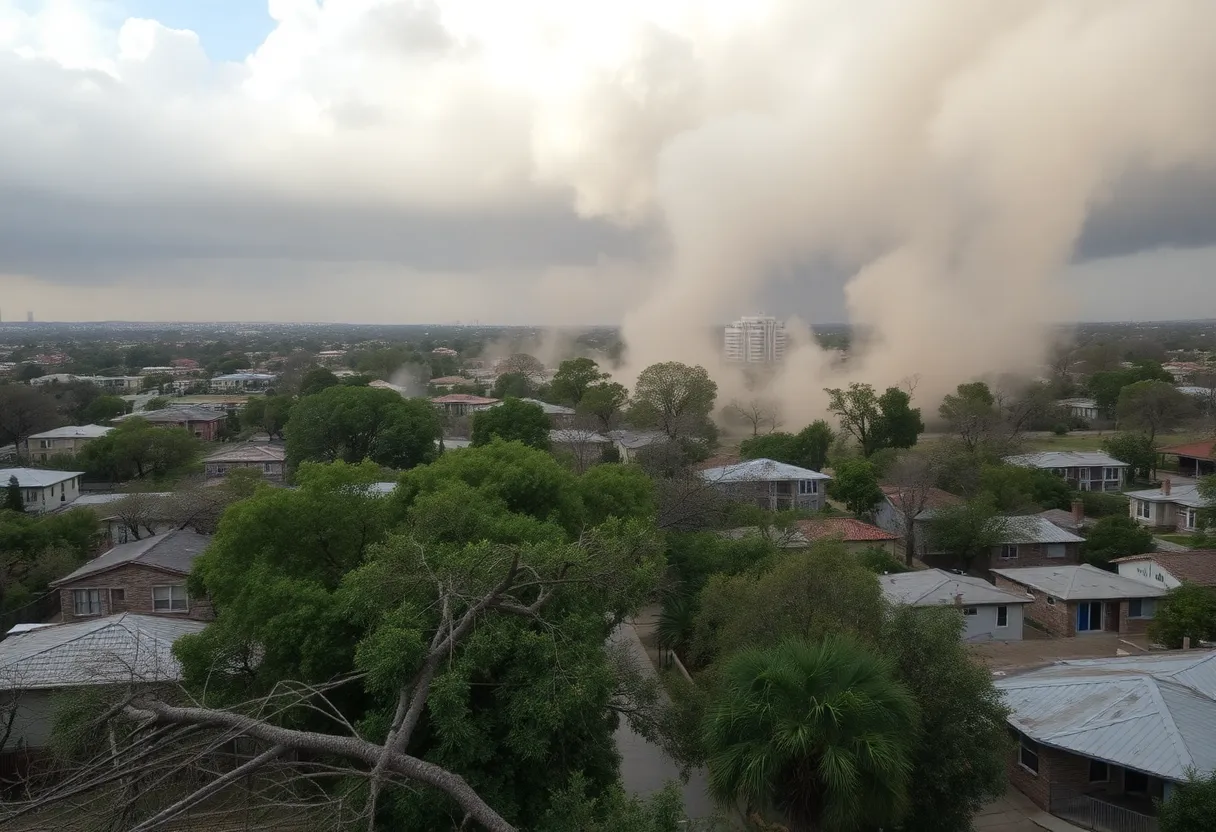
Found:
[904,527,916,567]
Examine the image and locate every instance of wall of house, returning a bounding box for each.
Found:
[204,460,285,482]
[58,564,213,623]
[1130,498,1176,531]
[987,542,1080,572]
[22,478,81,514]
[0,689,57,751]
[1116,600,1155,636]
[961,603,1024,642]
[1117,560,1180,590]
[1008,740,1169,811]
[995,576,1075,637]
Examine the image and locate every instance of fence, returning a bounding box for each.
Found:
[1050,793,1159,832]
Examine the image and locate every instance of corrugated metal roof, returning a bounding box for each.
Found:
[1126,483,1208,509]
[0,614,205,689]
[991,564,1167,600]
[996,652,1216,781]
[1005,451,1128,469]
[52,529,210,586]
[0,467,84,487]
[881,569,1033,607]
[606,430,670,450]
[1000,515,1086,544]
[1159,441,1216,462]
[203,443,286,464]
[27,425,113,440]
[699,458,831,484]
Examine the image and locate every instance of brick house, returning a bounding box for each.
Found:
[997,652,1216,826]
[50,530,213,623]
[992,564,1167,637]
[203,443,286,482]
[982,516,1085,573]
[125,407,228,441]
[1003,451,1129,492]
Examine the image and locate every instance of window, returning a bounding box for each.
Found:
[997,606,1009,627]
[962,607,978,617]
[263,462,275,473]
[39,439,50,449]
[1137,500,1152,520]
[1183,509,1198,530]
[153,585,188,612]
[25,489,38,503]
[1046,543,1066,558]
[73,589,102,616]
[1104,467,1121,481]
[1129,599,1156,620]
[109,588,126,610]
[1089,760,1109,783]
[1019,736,1039,774]
[798,480,818,495]
[1124,769,1149,794]
[1000,545,1019,560]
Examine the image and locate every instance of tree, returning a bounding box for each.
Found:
[1116,381,1194,440]
[298,366,340,396]
[242,395,293,439]
[1102,432,1158,481]
[577,382,629,433]
[144,396,170,411]
[883,453,941,567]
[107,491,171,540]
[1149,584,1216,649]
[631,362,717,440]
[471,399,551,450]
[77,419,200,482]
[5,476,23,513]
[939,382,999,452]
[829,458,884,517]
[82,395,128,423]
[490,372,533,400]
[496,353,545,377]
[926,497,1008,571]
[702,636,918,832]
[1081,515,1155,567]
[1158,771,1216,832]
[285,385,441,470]
[549,358,608,407]
[874,386,925,452]
[979,464,1072,512]
[824,383,922,457]
[723,398,780,437]
[0,384,61,450]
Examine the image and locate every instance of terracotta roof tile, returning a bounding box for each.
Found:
[1110,551,1216,587]
[796,517,898,543]
[1159,441,1216,462]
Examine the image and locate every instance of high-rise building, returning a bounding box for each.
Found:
[724,315,786,363]
[26,311,33,323]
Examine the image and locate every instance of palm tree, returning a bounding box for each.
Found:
[702,635,918,831]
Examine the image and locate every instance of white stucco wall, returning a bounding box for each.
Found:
[961,603,1024,642]
[1117,559,1181,590]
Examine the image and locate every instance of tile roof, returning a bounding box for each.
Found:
[796,517,898,543]
[0,467,83,487]
[879,485,962,514]
[1126,482,1210,509]
[880,569,1032,607]
[1159,441,1216,462]
[999,515,1086,545]
[991,564,1167,601]
[0,614,205,689]
[27,424,113,440]
[203,443,286,464]
[1004,451,1128,469]
[1110,552,1216,587]
[996,652,1216,781]
[52,529,210,586]
[699,458,831,484]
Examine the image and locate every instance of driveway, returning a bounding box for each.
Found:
[978,789,1085,832]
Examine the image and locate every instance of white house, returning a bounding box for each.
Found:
[21,424,113,462]
[1003,451,1129,492]
[1112,551,1216,590]
[698,458,831,512]
[0,468,84,514]
[1056,397,1101,422]
[209,373,277,392]
[878,569,1031,641]
[1126,479,1210,534]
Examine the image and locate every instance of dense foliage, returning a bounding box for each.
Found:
[1149,584,1216,649]
[737,420,833,472]
[78,418,201,482]
[1081,515,1154,567]
[285,385,442,471]
[471,399,551,450]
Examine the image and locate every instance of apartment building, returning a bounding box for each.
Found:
[724,316,787,363]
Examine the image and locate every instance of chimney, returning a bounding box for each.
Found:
[1071,498,1084,528]
[953,593,963,607]
[1162,478,1172,497]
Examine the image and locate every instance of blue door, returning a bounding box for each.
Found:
[1077,601,1103,632]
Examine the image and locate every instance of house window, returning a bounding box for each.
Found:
[1089,760,1109,783]
[1128,599,1156,620]
[25,489,38,503]
[39,439,50,449]
[109,588,125,610]
[1124,770,1149,794]
[153,585,189,612]
[962,607,978,617]
[798,480,818,495]
[1137,501,1152,520]
[1019,736,1039,774]
[73,589,102,616]
[997,606,1009,627]
[1183,509,1198,530]
[1104,468,1121,481]
[1046,543,1066,558]
[1000,545,1019,560]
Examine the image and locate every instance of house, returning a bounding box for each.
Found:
[991,564,1167,637]
[984,516,1085,571]
[698,458,831,512]
[0,468,84,514]
[203,443,286,482]
[369,379,408,395]
[20,424,113,461]
[428,376,469,391]
[549,428,612,469]
[1003,451,1129,492]
[170,358,199,371]
[1056,398,1100,422]
[209,372,276,392]
[431,347,458,358]
[1038,499,1093,537]
[794,517,898,555]
[430,394,501,417]
[123,406,227,441]
[0,614,207,754]
[521,398,576,428]
[1127,478,1210,533]
[51,529,213,623]
[873,486,964,558]
[878,569,1032,641]
[1112,551,1216,590]
[1158,440,1216,478]
[61,492,176,547]
[998,652,1216,822]
[606,430,671,464]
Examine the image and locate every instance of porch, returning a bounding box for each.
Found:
[1050,790,1158,832]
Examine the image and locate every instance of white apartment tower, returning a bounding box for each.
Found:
[724,316,787,363]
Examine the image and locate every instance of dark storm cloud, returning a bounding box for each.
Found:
[1077,168,1216,260]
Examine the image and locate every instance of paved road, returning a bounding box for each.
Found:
[609,622,716,820]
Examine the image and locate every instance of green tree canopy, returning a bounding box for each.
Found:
[1159,772,1216,832]
[285,385,441,470]
[82,395,128,423]
[829,458,884,516]
[490,372,534,400]
[925,497,1008,570]
[938,382,999,452]
[979,464,1073,512]
[299,366,341,396]
[77,418,200,482]
[738,420,833,472]
[241,394,294,439]
[471,399,551,450]
[548,358,609,407]
[1116,381,1194,440]
[1102,432,1158,481]
[5,475,23,513]
[577,381,629,433]
[1081,514,1154,567]
[630,362,717,440]
[0,383,61,448]
[1149,584,1216,649]
[825,383,923,456]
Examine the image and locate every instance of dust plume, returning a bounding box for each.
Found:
[528,0,1216,421]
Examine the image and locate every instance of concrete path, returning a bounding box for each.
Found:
[977,788,1086,832]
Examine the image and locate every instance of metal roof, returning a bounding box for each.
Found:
[126,407,227,423]
[52,530,210,586]
[26,424,113,440]
[1157,441,1216,462]
[991,564,1167,600]
[881,569,1033,607]
[699,458,831,484]
[606,430,670,450]
[999,515,1086,545]
[0,614,205,689]
[203,443,286,464]
[66,492,174,506]
[996,652,1216,781]
[1126,483,1209,509]
[521,398,576,415]
[0,467,84,487]
[210,373,276,382]
[550,428,611,444]
[1004,451,1128,469]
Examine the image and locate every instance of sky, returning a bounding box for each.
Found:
[0,0,1214,328]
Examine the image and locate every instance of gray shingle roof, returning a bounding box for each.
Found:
[27,425,113,440]
[1004,451,1128,469]
[1126,483,1209,509]
[607,430,670,450]
[128,407,227,424]
[880,569,1032,607]
[0,614,205,689]
[51,530,210,586]
[699,458,831,484]
[0,467,84,487]
[991,564,1167,601]
[203,443,286,464]
[999,515,1086,545]
[996,652,1216,781]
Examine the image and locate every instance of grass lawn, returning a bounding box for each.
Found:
[1157,534,1198,548]
[1023,429,1211,454]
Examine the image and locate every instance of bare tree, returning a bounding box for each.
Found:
[108,492,172,541]
[883,453,942,567]
[724,397,781,437]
